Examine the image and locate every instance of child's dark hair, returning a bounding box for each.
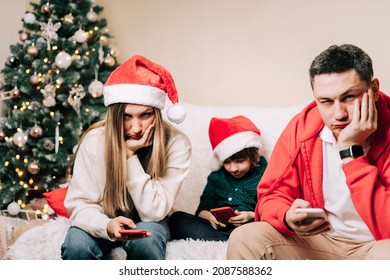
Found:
[226,147,260,169]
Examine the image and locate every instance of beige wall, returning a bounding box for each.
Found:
[2,0,390,107]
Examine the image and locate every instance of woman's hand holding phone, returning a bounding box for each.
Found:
[118,229,151,240]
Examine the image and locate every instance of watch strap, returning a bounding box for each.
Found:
[339,145,364,159]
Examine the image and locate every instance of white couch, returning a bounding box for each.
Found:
[4,101,307,260]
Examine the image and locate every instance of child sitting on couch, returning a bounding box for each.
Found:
[168,115,267,241]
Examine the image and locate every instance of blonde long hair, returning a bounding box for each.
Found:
[69,103,176,218]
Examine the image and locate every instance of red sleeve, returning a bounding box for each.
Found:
[343,150,390,240]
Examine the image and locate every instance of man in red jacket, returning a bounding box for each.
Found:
[227,44,390,259]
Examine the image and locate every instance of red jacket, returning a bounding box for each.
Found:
[256,92,390,240]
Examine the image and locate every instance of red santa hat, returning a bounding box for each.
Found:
[209,115,263,171]
[103,55,186,124]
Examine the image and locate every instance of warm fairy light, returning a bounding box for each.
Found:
[13,105,18,110]
[59,136,64,144]
[94,26,99,31]
[43,58,49,63]
[15,168,20,172]
[26,69,31,74]
[15,155,20,160]
[4,161,9,167]
[19,181,24,186]
[50,112,55,117]
[52,46,58,50]
[23,184,28,188]
[34,185,39,190]
[17,200,22,205]
[29,178,34,184]
[18,170,24,177]
[75,50,80,54]
[85,51,90,56]
[24,159,28,163]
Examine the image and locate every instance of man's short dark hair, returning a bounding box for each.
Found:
[309,44,373,88]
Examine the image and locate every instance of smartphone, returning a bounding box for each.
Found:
[295,208,328,224]
[210,206,237,224]
[118,229,149,238]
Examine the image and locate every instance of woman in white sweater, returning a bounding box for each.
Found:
[61,55,191,260]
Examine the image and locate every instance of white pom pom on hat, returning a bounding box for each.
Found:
[208,115,263,171]
[103,55,186,124]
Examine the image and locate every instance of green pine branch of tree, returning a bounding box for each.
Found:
[0,0,119,211]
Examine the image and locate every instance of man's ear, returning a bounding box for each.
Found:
[371,78,380,101]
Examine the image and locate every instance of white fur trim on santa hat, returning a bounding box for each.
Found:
[103,84,166,108]
[211,131,263,170]
[167,103,186,124]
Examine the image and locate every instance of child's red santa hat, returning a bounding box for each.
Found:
[209,115,263,171]
[103,55,186,124]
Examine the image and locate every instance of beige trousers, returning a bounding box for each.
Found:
[227,221,390,260]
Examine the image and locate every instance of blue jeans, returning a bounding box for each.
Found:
[61,218,171,260]
[168,211,234,241]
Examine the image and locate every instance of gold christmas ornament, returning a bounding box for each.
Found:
[0,130,5,140]
[29,124,43,138]
[12,87,20,98]
[104,56,115,67]
[41,3,52,14]
[109,46,120,59]
[27,45,39,57]
[28,162,40,175]
[62,13,74,25]
[29,73,40,85]
[99,35,108,44]
[19,31,29,41]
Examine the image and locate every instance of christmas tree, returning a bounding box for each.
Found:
[0,0,119,213]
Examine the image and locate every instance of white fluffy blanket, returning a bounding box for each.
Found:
[5,218,227,260]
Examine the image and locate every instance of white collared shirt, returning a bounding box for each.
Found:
[320,126,374,241]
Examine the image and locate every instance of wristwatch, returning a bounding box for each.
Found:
[339,145,364,159]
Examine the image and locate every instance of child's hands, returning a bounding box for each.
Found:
[229,210,254,227]
[209,214,227,229]
[198,210,227,229]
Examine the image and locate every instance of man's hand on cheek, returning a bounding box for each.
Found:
[338,91,377,147]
